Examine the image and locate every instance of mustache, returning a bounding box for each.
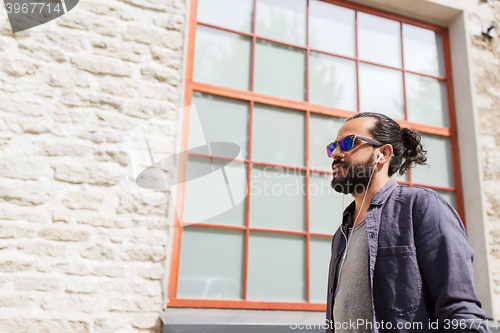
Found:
[332,159,349,170]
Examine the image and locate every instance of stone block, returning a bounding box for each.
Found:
[0,98,46,117]
[36,261,91,276]
[0,155,47,180]
[153,13,185,31]
[57,10,118,37]
[117,190,167,216]
[80,243,114,261]
[82,1,134,21]
[65,277,126,293]
[53,163,88,184]
[108,297,163,312]
[0,179,50,206]
[89,93,123,110]
[47,67,90,88]
[18,40,67,63]
[131,314,162,330]
[151,45,182,69]
[121,100,174,119]
[2,55,38,77]
[17,241,71,258]
[40,228,90,242]
[141,64,181,85]
[40,142,93,156]
[0,295,33,308]
[0,260,34,272]
[71,56,132,77]
[94,148,130,166]
[15,277,61,291]
[92,111,137,130]
[131,278,162,296]
[124,25,183,50]
[91,264,126,278]
[63,190,104,210]
[96,77,138,98]
[91,39,148,63]
[77,216,127,228]
[121,244,165,263]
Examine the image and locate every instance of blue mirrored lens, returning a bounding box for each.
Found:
[327,143,337,157]
[341,136,354,151]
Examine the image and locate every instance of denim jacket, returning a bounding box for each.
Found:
[325,179,490,333]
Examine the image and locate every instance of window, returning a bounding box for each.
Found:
[168,0,462,311]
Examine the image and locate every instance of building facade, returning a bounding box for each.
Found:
[0,0,499,332]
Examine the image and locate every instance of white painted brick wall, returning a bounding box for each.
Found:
[0,0,186,331]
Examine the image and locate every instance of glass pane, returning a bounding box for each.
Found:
[197,0,254,33]
[191,92,250,159]
[194,25,251,91]
[183,156,247,227]
[252,103,305,166]
[177,226,244,299]
[406,73,449,128]
[309,113,344,170]
[247,232,306,301]
[249,166,306,231]
[403,24,445,77]
[435,189,457,209]
[309,0,355,57]
[391,169,409,182]
[254,39,306,101]
[359,63,405,119]
[358,12,402,68]
[310,236,332,302]
[411,134,454,188]
[309,172,344,235]
[256,0,306,45]
[309,52,357,111]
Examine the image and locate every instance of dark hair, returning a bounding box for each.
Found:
[346,112,427,176]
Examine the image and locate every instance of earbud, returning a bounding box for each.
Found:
[376,153,383,164]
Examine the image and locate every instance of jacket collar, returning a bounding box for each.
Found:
[341,179,398,228]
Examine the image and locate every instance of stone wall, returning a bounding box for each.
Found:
[467,0,500,319]
[0,0,186,331]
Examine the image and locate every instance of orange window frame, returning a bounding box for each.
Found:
[167,0,463,311]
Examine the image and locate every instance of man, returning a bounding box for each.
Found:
[325,112,490,333]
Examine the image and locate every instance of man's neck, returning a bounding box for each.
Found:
[351,175,390,227]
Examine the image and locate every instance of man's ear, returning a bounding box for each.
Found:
[377,144,393,164]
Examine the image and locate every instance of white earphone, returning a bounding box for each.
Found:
[375,153,383,164]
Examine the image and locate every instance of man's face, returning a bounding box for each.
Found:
[330,118,378,195]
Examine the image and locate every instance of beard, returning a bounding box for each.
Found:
[331,154,376,195]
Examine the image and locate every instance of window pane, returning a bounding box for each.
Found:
[252,103,305,166]
[406,73,449,128]
[391,169,409,182]
[435,189,457,209]
[359,63,405,119]
[358,12,402,68]
[247,232,306,301]
[256,0,306,45]
[197,0,254,33]
[309,114,344,171]
[178,226,244,299]
[403,24,445,77]
[249,166,306,232]
[183,156,247,226]
[191,92,250,159]
[411,134,454,188]
[254,39,306,101]
[310,236,332,302]
[309,172,343,235]
[309,0,355,57]
[194,25,251,90]
[308,114,344,171]
[309,52,357,111]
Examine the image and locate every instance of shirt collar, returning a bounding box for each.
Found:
[341,179,398,228]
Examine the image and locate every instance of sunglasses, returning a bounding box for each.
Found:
[326,135,383,158]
